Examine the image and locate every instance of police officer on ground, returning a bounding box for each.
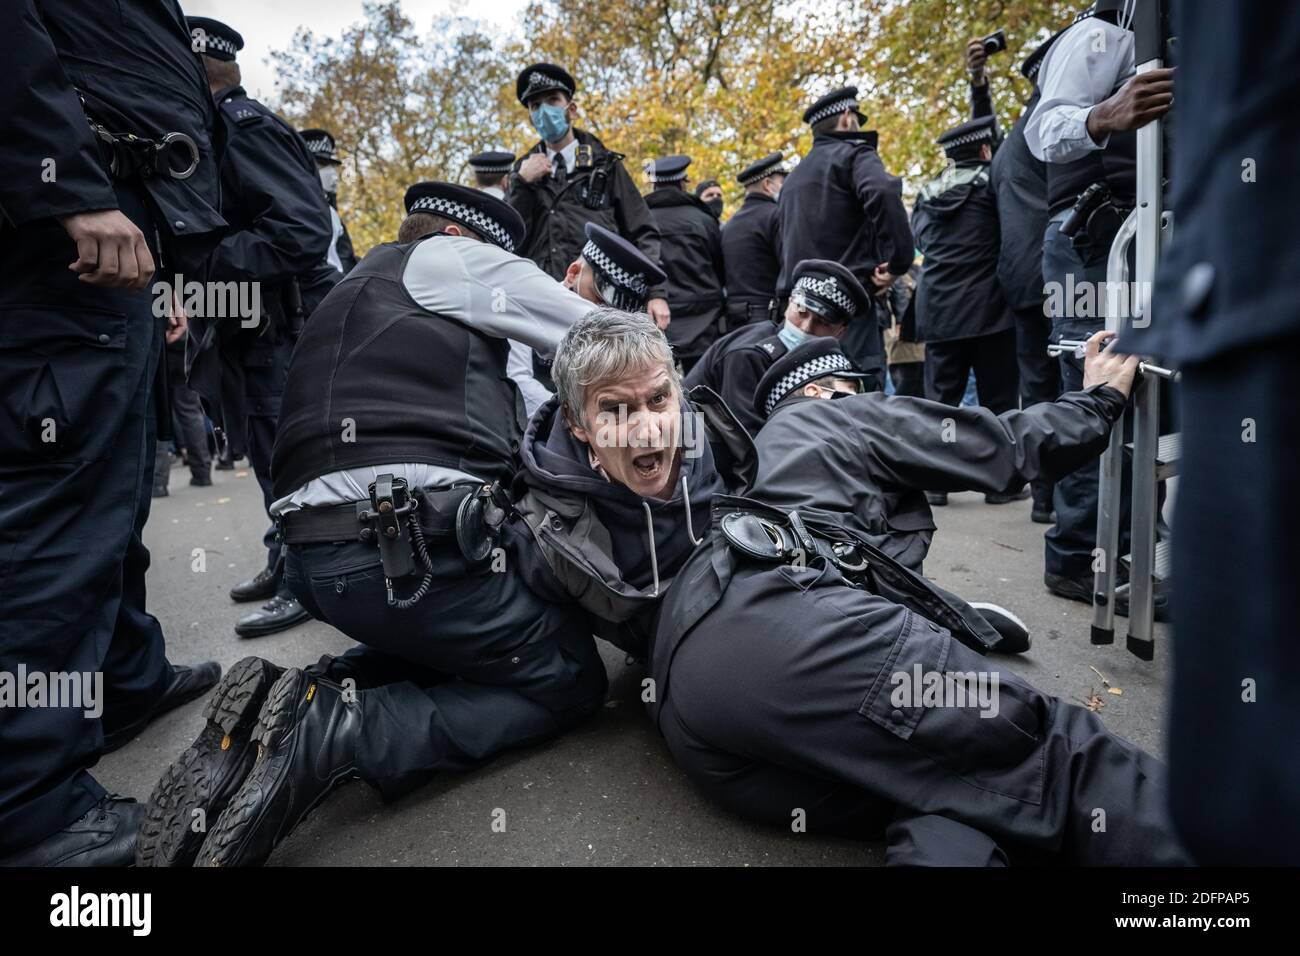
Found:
[300,128,359,274]
[721,152,786,331]
[136,183,608,867]
[507,62,669,330]
[0,0,224,867]
[642,155,727,372]
[686,259,871,436]
[513,309,1188,865]
[187,16,340,639]
[777,86,914,379]
[1025,0,1174,616]
[468,149,516,199]
[912,115,1024,507]
[966,35,1063,524]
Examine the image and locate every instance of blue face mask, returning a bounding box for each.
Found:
[530,103,570,144]
[777,319,815,351]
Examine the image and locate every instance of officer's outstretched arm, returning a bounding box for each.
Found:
[844,383,1129,497]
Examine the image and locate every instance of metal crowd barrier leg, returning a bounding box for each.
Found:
[1091,208,1139,644]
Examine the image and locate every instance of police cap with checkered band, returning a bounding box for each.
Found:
[581,223,666,311]
[186,17,244,62]
[516,63,576,105]
[755,338,874,419]
[789,259,870,326]
[403,181,526,254]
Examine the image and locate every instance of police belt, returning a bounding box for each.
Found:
[715,498,1002,654]
[279,485,473,546]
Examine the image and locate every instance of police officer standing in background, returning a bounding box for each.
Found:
[1025,0,1173,615]
[912,115,1024,507]
[777,86,914,380]
[468,149,516,199]
[0,0,224,866]
[721,152,786,331]
[187,16,339,639]
[967,35,1062,524]
[507,63,669,329]
[643,155,727,372]
[301,128,358,275]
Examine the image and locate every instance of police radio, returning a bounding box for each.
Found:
[580,148,618,210]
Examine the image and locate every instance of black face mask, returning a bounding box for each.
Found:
[705,198,723,218]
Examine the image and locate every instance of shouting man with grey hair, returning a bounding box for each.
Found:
[512,307,1190,865]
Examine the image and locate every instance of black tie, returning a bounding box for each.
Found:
[552,152,566,184]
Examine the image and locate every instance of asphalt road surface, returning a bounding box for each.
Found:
[95,460,1173,866]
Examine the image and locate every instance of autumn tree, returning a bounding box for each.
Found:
[270,0,1079,256]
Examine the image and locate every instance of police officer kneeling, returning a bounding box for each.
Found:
[514,310,1190,865]
[137,183,607,867]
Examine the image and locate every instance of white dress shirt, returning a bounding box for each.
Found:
[1024,17,1135,165]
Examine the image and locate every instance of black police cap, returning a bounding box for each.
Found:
[802,86,867,126]
[755,338,873,419]
[737,152,786,186]
[300,129,340,166]
[468,150,516,174]
[403,181,526,254]
[516,63,576,105]
[789,259,870,326]
[186,17,244,62]
[645,155,691,184]
[581,222,666,311]
[936,115,997,156]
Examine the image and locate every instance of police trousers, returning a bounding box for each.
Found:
[282,523,607,796]
[655,560,1191,865]
[0,183,172,853]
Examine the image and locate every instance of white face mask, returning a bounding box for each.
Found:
[319,166,339,194]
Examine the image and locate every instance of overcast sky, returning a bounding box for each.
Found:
[183,0,528,101]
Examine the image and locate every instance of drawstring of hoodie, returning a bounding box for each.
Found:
[640,475,708,599]
[641,502,661,598]
[681,475,705,547]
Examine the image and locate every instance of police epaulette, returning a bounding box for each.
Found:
[220,97,264,127]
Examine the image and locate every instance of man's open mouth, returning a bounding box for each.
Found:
[632,450,666,481]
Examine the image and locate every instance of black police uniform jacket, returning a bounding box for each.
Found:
[207,85,337,416]
[684,320,786,437]
[910,160,1011,343]
[1,0,226,270]
[721,192,781,312]
[643,187,727,362]
[507,128,665,299]
[775,130,914,295]
[513,382,1127,672]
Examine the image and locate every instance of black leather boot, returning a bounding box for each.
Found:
[229,566,279,603]
[136,657,284,867]
[234,594,311,638]
[102,661,222,753]
[196,668,361,867]
[0,795,144,867]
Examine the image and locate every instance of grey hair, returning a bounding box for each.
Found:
[552,306,680,425]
